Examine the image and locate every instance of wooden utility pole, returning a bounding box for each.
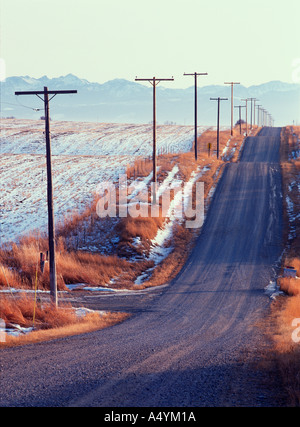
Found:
[259,107,264,127]
[224,82,240,136]
[235,105,245,135]
[15,87,77,306]
[248,98,256,129]
[262,108,266,126]
[256,105,262,127]
[253,98,258,127]
[210,97,228,159]
[183,72,208,160]
[241,98,249,136]
[135,76,174,202]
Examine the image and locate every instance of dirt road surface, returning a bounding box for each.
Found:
[0,127,286,407]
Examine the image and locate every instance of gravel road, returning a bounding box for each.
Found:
[0,127,286,407]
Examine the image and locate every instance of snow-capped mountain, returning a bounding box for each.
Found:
[1,75,299,125]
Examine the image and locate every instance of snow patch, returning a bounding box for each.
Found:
[265,281,283,300]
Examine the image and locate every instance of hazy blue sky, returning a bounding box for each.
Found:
[1,0,299,88]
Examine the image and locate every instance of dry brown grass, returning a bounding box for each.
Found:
[0,232,136,292]
[281,126,300,162]
[0,294,77,329]
[267,293,300,406]
[126,157,153,179]
[279,277,300,297]
[266,294,300,406]
[197,125,249,161]
[2,312,130,348]
[198,128,232,155]
[267,126,300,406]
[0,293,130,348]
[280,142,300,258]
[56,250,131,286]
[0,263,21,289]
[56,198,98,239]
[0,238,65,291]
[278,258,300,297]
[117,216,164,251]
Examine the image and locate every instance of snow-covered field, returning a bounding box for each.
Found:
[0,119,208,243]
[0,119,206,156]
[0,153,132,243]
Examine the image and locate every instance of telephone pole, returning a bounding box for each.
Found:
[135,76,174,202]
[235,105,245,134]
[224,82,240,136]
[257,105,262,127]
[184,72,208,160]
[15,87,77,306]
[262,108,266,126]
[210,97,228,159]
[248,98,256,129]
[268,112,272,127]
[241,98,249,136]
[253,98,259,127]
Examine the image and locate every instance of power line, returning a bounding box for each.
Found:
[1,100,43,112]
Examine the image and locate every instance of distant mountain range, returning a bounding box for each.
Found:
[1,74,299,126]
